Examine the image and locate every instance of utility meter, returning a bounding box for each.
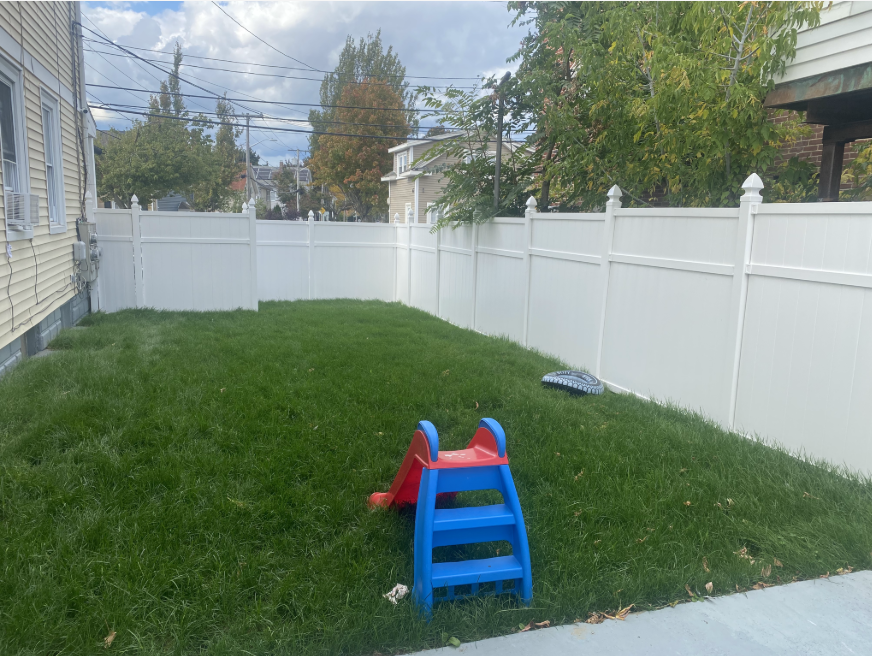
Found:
[76,221,100,282]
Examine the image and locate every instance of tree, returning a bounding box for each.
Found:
[308,31,416,157]
[191,97,243,211]
[97,43,247,210]
[422,2,822,219]
[309,81,408,221]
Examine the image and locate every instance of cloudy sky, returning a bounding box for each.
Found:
[82,1,529,163]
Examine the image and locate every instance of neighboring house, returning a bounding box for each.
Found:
[249,164,311,208]
[765,0,872,200]
[0,2,97,376]
[381,131,518,224]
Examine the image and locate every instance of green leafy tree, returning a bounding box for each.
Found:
[308,31,416,156]
[191,97,243,211]
[842,142,872,201]
[422,1,822,220]
[309,81,408,221]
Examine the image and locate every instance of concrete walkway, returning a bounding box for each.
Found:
[412,570,872,655]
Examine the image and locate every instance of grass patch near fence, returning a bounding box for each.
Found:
[1,300,871,655]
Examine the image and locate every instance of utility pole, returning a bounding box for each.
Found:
[245,114,251,202]
[296,148,301,213]
[494,71,511,211]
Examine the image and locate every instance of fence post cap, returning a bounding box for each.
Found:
[308,210,315,219]
[741,173,765,200]
[606,185,622,202]
[525,196,537,214]
[242,202,248,211]
[249,197,256,206]
[131,194,139,205]
[394,213,400,222]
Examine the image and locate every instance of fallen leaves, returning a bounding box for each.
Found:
[803,492,819,500]
[442,369,450,376]
[574,470,584,480]
[751,581,773,590]
[836,566,853,575]
[820,572,830,579]
[773,558,783,568]
[734,546,756,565]
[220,388,226,393]
[475,401,479,409]
[705,582,713,594]
[685,584,695,598]
[520,619,551,632]
[636,536,648,543]
[585,604,633,624]
[103,631,116,649]
[308,368,314,372]
[442,633,461,648]
[684,501,692,507]
[761,564,772,577]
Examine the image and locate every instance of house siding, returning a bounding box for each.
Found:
[0,2,87,355]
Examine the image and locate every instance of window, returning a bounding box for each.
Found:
[427,202,441,224]
[0,76,20,193]
[398,152,408,174]
[41,93,65,230]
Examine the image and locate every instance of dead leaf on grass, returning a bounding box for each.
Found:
[613,604,633,620]
[820,572,830,579]
[734,546,755,564]
[220,388,226,393]
[520,620,550,632]
[574,470,584,480]
[727,498,734,506]
[774,558,783,568]
[308,368,314,372]
[475,401,479,409]
[705,582,713,594]
[761,564,772,577]
[594,540,601,545]
[103,631,116,649]
[442,369,450,376]
[684,501,692,507]
[703,557,710,573]
[585,613,605,624]
[802,492,819,500]
[685,584,695,598]
[836,566,853,575]
[751,581,773,590]
[636,536,648,543]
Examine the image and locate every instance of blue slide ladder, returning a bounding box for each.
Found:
[411,419,533,618]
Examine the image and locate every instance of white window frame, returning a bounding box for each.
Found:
[404,202,412,223]
[397,151,408,174]
[0,55,32,241]
[40,90,66,234]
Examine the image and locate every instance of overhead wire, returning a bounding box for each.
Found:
[83,46,480,89]
[80,36,483,80]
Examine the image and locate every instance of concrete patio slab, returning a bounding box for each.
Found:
[411,570,872,656]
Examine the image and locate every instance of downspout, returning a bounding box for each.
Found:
[71,2,86,216]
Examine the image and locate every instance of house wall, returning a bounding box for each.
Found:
[773,1,872,85]
[0,2,88,358]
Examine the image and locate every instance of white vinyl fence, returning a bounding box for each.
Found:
[94,197,258,312]
[95,182,872,473]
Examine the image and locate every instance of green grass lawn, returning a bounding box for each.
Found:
[1,300,870,655]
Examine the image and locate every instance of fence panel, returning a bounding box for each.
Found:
[139,211,255,311]
[527,212,604,370]
[474,218,526,340]
[438,224,474,328]
[312,223,396,301]
[735,203,872,469]
[600,208,739,422]
[410,225,438,314]
[94,208,136,312]
[257,221,309,301]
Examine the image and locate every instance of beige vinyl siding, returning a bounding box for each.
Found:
[0,2,81,351]
[389,177,415,222]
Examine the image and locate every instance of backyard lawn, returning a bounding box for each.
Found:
[1,300,871,655]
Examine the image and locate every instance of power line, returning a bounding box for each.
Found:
[81,37,483,81]
[210,1,317,71]
[88,105,445,141]
[92,101,461,131]
[84,46,480,90]
[86,84,445,113]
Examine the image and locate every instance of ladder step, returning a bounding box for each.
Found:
[432,555,523,587]
[433,504,516,532]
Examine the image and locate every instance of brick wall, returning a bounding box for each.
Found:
[770,111,868,190]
